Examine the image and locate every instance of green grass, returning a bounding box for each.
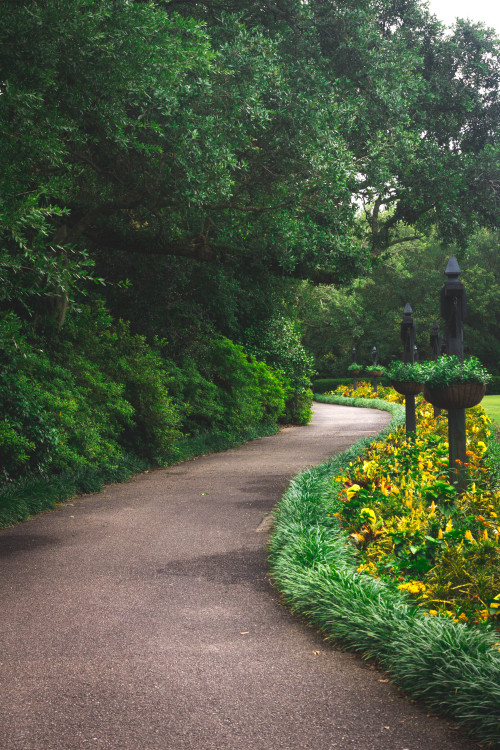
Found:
[270,394,500,747]
[483,395,500,428]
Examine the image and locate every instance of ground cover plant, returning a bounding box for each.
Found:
[270,384,500,745]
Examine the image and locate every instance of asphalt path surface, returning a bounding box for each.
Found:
[0,402,481,750]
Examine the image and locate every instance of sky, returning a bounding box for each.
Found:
[425,0,500,34]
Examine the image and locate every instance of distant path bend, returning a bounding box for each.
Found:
[0,402,477,750]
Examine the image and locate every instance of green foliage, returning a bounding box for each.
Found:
[0,301,292,516]
[386,361,426,383]
[0,367,61,480]
[244,315,314,424]
[487,378,500,396]
[422,355,492,388]
[301,229,500,379]
[365,365,386,376]
[193,335,287,432]
[3,0,498,332]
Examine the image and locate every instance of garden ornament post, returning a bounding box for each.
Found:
[441,257,467,491]
[400,303,417,433]
[371,346,379,392]
[430,322,441,359]
[440,257,466,361]
[401,303,416,363]
[430,323,442,417]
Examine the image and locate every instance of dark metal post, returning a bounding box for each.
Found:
[371,346,378,392]
[440,257,466,361]
[352,347,358,390]
[430,322,442,417]
[440,257,467,491]
[401,303,416,363]
[400,303,416,434]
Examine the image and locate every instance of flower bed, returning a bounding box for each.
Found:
[269,384,500,745]
[330,388,500,625]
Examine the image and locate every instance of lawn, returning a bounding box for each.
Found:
[483,395,500,427]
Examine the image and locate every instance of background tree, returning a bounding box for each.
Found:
[299,228,500,376]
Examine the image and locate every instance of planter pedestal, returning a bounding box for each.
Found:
[423,383,486,493]
[390,381,423,434]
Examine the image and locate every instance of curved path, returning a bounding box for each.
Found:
[0,403,479,750]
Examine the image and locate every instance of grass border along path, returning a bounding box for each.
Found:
[269,394,500,748]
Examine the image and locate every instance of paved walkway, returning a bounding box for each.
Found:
[0,403,479,750]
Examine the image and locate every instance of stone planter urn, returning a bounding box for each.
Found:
[423,382,486,410]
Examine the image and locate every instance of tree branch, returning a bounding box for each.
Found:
[387,234,424,247]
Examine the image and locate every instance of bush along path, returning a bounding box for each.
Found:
[270,388,500,747]
[0,307,313,530]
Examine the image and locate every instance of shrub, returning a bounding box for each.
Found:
[244,315,314,425]
[0,302,290,512]
[202,336,286,432]
[313,378,354,392]
[61,305,182,464]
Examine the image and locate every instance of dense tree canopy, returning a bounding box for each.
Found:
[1,0,499,328]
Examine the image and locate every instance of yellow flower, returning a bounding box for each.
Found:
[360,507,377,525]
[345,484,361,501]
[445,519,453,533]
[398,580,427,595]
[465,530,474,543]
[438,528,444,540]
